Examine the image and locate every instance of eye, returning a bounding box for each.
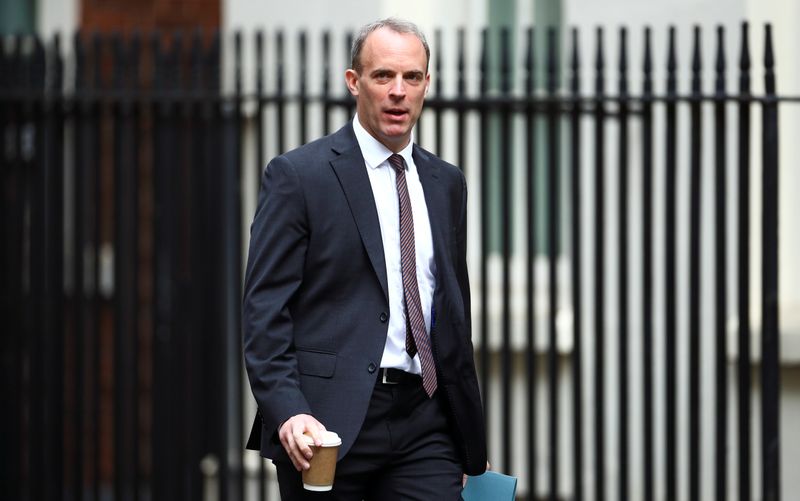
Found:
[405,72,425,84]
[373,71,392,83]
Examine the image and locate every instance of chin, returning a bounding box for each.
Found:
[381,126,409,139]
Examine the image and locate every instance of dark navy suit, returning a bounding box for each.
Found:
[243,122,487,494]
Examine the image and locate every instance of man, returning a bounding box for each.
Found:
[243,18,487,500]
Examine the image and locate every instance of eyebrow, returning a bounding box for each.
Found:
[370,68,425,78]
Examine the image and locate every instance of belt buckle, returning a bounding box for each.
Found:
[381,369,399,385]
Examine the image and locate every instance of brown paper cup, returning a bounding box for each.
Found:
[301,431,342,491]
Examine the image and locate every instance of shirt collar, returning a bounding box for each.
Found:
[353,114,415,170]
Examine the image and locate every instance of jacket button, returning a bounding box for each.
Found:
[368,363,377,373]
[379,312,388,322]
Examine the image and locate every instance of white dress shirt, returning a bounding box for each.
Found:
[352,115,436,375]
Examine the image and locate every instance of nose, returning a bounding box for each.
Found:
[388,75,406,98]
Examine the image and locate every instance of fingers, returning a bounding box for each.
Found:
[278,414,326,472]
[301,418,326,448]
[280,418,308,471]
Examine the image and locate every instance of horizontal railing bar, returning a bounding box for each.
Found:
[2,94,799,124]
[2,91,800,103]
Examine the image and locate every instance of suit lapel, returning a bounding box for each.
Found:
[413,146,449,277]
[329,125,389,302]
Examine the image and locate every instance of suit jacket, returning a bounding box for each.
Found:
[242,122,487,475]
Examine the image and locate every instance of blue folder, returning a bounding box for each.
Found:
[462,470,518,501]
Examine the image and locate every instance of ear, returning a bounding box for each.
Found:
[345,69,359,97]
[424,73,431,96]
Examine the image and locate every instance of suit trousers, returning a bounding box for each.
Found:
[275,376,464,501]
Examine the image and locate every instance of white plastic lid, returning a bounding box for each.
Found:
[302,431,342,447]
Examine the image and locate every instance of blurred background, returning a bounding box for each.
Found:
[1,0,799,500]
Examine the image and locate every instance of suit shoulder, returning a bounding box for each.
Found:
[262,134,337,184]
[275,134,335,167]
[413,144,464,181]
[276,123,354,167]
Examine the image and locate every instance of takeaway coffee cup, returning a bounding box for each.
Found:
[301,431,342,491]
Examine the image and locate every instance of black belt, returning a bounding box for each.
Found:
[378,368,422,385]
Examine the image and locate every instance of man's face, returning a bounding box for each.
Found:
[345,28,430,152]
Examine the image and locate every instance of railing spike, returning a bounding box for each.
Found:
[480,28,488,95]
[594,27,604,95]
[764,23,775,95]
[667,26,677,94]
[500,27,511,95]
[619,27,628,96]
[715,26,726,96]
[547,27,558,94]
[643,27,653,96]
[276,30,284,95]
[435,29,443,95]
[457,28,466,97]
[570,27,579,96]
[234,31,243,95]
[255,30,264,92]
[321,31,329,96]
[692,26,702,95]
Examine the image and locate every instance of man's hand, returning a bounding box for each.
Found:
[462,460,492,487]
[278,414,327,471]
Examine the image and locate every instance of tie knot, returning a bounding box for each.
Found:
[388,154,405,174]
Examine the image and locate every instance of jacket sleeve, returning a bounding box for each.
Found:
[455,171,472,336]
[242,155,312,438]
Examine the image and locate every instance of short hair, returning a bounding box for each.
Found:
[350,18,430,73]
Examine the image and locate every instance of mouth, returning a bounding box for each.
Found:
[383,108,409,120]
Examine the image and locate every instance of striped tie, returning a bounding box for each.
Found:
[388,153,438,397]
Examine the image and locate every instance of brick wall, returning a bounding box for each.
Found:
[81,0,220,31]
